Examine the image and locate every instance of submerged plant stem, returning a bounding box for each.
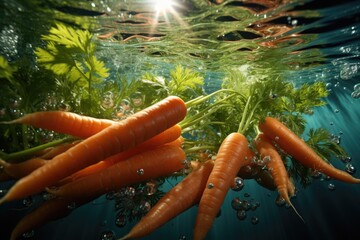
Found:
[3,137,77,163]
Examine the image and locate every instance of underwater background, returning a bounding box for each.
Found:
[0,0,360,239]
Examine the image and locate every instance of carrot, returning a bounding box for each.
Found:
[259,116,360,184]
[0,96,187,204]
[0,158,47,179]
[193,132,249,240]
[120,160,214,240]
[49,144,186,199]
[255,133,304,221]
[1,111,115,139]
[10,195,95,240]
[287,177,296,198]
[63,124,182,183]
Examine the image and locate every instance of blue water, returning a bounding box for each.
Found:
[1,0,360,239]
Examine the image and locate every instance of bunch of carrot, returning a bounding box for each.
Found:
[1,93,359,240]
[0,96,190,239]
[118,116,359,240]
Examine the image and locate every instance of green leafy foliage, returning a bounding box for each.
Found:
[35,23,109,113]
[140,65,205,103]
[306,128,348,162]
[0,56,17,81]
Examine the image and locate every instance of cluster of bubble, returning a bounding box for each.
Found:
[230,177,260,224]
[105,179,160,229]
[102,91,145,121]
[231,195,260,224]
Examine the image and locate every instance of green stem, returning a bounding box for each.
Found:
[3,137,77,163]
[185,145,217,154]
[242,99,262,134]
[180,94,234,129]
[185,89,237,108]
[237,95,252,134]
[21,125,29,150]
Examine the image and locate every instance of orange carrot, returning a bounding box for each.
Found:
[0,96,187,204]
[1,111,115,139]
[10,195,95,240]
[49,144,186,199]
[120,160,214,240]
[64,124,182,182]
[39,141,81,160]
[193,132,249,240]
[255,133,304,221]
[0,158,47,179]
[259,116,360,184]
[287,177,296,198]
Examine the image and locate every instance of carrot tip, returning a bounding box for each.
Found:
[118,234,130,240]
[288,201,305,223]
[0,120,15,124]
[0,196,7,205]
[0,159,9,167]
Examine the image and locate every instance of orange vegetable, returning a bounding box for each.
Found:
[120,160,214,240]
[2,111,115,139]
[193,132,249,240]
[61,124,182,183]
[255,133,303,221]
[0,158,47,179]
[0,96,187,204]
[259,116,360,184]
[49,144,186,199]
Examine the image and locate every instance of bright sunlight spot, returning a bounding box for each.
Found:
[154,0,176,14]
[150,0,188,35]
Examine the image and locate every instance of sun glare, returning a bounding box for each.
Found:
[150,0,188,35]
[154,0,175,14]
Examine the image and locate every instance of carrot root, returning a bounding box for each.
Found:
[259,117,360,184]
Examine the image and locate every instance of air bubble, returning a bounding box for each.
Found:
[67,202,77,210]
[99,230,116,240]
[136,168,144,175]
[130,92,144,107]
[351,90,360,99]
[145,180,158,196]
[251,216,259,225]
[22,230,35,238]
[340,63,359,80]
[345,163,356,174]
[231,177,244,191]
[124,186,136,198]
[22,197,34,208]
[340,156,352,163]
[139,200,151,213]
[354,83,360,91]
[275,195,285,206]
[115,213,126,228]
[328,183,336,191]
[237,210,247,220]
[231,197,243,210]
[102,91,115,109]
[0,189,7,197]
